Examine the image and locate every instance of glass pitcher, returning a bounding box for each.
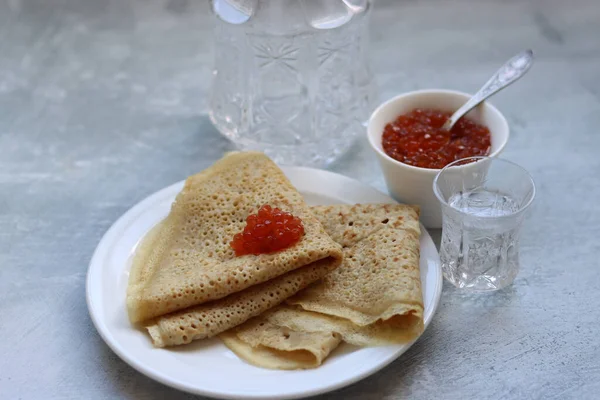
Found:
[209,0,375,167]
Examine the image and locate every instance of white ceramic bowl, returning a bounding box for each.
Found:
[367,89,509,228]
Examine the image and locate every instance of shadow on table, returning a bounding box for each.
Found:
[95,338,199,400]
[309,325,444,400]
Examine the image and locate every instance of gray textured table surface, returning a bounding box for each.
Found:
[1,0,599,399]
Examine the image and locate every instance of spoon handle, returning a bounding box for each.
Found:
[442,49,534,131]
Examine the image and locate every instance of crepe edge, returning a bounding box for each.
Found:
[220,331,340,370]
[144,257,341,347]
[270,305,425,346]
[127,152,347,323]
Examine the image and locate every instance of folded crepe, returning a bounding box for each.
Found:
[289,204,424,344]
[221,204,423,369]
[220,308,342,370]
[127,152,343,346]
[146,258,336,347]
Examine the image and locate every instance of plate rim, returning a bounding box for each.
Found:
[86,167,443,399]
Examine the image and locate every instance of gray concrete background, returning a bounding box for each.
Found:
[1,0,599,399]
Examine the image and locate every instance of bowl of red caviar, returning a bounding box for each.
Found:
[367,89,509,228]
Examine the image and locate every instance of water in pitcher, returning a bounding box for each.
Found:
[440,189,523,291]
[209,0,375,167]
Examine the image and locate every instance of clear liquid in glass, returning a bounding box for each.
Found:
[440,189,523,291]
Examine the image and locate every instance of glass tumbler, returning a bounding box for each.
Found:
[209,0,375,167]
[433,157,536,291]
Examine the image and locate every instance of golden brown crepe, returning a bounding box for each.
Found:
[220,308,342,370]
[260,304,421,347]
[220,204,424,369]
[146,258,336,347]
[310,203,420,248]
[288,204,423,344]
[127,152,343,346]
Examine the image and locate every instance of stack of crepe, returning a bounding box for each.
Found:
[127,152,343,346]
[220,204,424,369]
[127,151,424,370]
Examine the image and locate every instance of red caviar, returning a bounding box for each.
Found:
[230,205,305,256]
[382,108,491,169]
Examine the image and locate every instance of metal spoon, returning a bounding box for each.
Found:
[441,49,534,131]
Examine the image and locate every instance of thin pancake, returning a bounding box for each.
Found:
[287,204,424,345]
[220,204,424,367]
[269,303,423,347]
[146,258,336,347]
[220,308,341,370]
[127,152,342,323]
[309,203,420,248]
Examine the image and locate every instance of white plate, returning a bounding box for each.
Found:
[86,167,443,400]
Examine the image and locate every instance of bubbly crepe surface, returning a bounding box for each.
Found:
[221,308,342,370]
[290,204,423,340]
[147,258,337,347]
[126,152,343,343]
[221,204,424,368]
